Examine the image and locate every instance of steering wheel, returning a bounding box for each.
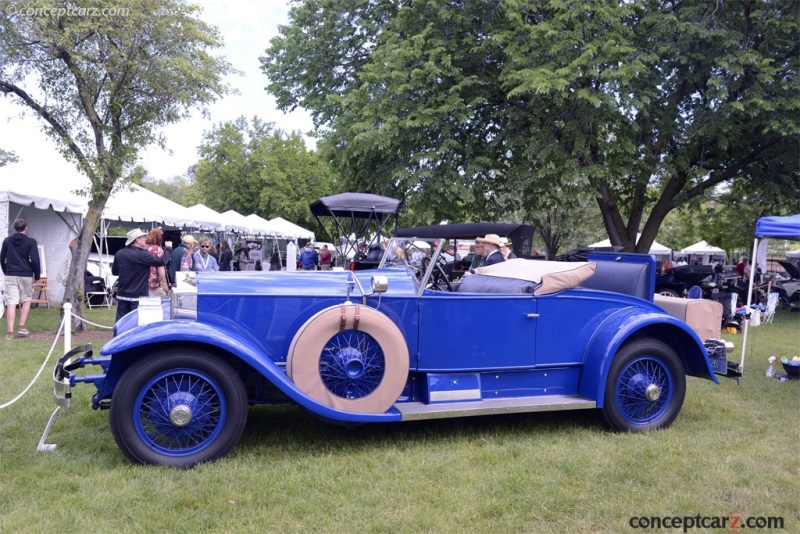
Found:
[421,256,453,292]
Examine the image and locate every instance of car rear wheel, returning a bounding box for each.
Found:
[110,350,247,467]
[657,288,680,298]
[287,304,409,413]
[602,339,686,432]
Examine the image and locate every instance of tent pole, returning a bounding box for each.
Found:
[738,236,760,380]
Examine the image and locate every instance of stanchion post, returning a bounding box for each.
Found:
[63,302,72,354]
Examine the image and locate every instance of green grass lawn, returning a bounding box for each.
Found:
[1,306,798,532]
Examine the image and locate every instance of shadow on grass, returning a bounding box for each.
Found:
[238,403,606,456]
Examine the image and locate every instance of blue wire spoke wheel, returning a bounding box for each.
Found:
[110,351,247,467]
[319,330,386,399]
[134,368,226,455]
[614,357,673,424]
[603,339,686,431]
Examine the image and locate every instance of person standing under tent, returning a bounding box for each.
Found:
[269,249,282,271]
[170,235,196,286]
[1,218,41,340]
[299,243,319,270]
[193,237,219,272]
[217,240,233,272]
[112,229,167,323]
[144,228,169,298]
[286,239,298,272]
[319,245,332,270]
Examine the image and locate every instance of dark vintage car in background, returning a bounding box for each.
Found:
[53,231,729,467]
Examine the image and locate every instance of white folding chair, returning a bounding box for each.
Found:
[761,292,779,324]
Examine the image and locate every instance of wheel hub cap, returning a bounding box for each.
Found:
[338,346,366,379]
[645,384,661,402]
[170,405,193,427]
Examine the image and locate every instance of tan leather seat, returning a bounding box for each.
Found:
[654,294,723,341]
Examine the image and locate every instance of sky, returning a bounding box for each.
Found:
[0,0,315,185]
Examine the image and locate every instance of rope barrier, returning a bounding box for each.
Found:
[0,303,114,410]
[0,317,65,410]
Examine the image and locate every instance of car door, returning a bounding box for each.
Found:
[417,291,538,372]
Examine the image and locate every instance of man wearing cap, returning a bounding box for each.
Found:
[476,234,506,267]
[170,234,196,284]
[113,229,170,323]
[499,237,517,260]
[298,242,319,270]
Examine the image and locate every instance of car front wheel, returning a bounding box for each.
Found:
[602,339,686,432]
[110,350,247,467]
[657,288,680,298]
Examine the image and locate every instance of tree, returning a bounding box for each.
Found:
[263,0,799,250]
[193,116,337,230]
[0,0,232,328]
[0,148,18,167]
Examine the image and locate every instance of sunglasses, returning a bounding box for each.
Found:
[200,245,211,249]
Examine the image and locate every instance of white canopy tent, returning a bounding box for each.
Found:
[184,203,229,232]
[0,163,87,303]
[588,233,671,256]
[679,240,727,264]
[220,210,256,236]
[266,216,315,240]
[244,214,279,237]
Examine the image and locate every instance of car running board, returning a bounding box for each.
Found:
[394,395,596,421]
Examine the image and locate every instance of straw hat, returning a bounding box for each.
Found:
[125,228,147,246]
[181,234,197,245]
[476,234,503,247]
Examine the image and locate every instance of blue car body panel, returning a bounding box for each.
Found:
[71,245,717,427]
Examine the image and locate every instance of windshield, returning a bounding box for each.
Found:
[378,237,444,290]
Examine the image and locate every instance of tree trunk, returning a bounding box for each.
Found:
[64,195,109,332]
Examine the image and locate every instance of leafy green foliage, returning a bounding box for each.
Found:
[193,116,337,230]
[0,0,232,325]
[263,0,799,253]
[0,147,19,166]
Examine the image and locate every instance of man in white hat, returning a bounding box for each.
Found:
[476,233,505,266]
[112,228,169,322]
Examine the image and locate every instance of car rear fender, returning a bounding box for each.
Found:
[98,321,401,423]
[579,307,719,407]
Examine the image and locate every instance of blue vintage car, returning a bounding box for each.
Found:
[53,234,729,467]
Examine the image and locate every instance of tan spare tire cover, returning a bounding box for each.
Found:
[287,304,409,413]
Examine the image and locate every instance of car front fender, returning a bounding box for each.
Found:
[98,321,401,423]
[579,307,719,407]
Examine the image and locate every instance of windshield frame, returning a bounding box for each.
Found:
[378,237,445,295]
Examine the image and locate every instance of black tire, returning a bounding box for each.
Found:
[602,339,686,432]
[657,288,680,298]
[110,349,247,467]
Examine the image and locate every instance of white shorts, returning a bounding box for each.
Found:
[3,276,34,306]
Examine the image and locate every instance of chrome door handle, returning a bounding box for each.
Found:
[526,313,539,318]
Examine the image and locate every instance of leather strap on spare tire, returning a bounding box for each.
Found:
[287,304,409,414]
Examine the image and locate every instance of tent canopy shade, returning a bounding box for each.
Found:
[243,213,279,237]
[587,233,671,255]
[266,216,315,240]
[755,214,800,239]
[740,213,800,378]
[679,240,726,256]
[220,210,256,235]
[309,193,403,218]
[185,204,228,232]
